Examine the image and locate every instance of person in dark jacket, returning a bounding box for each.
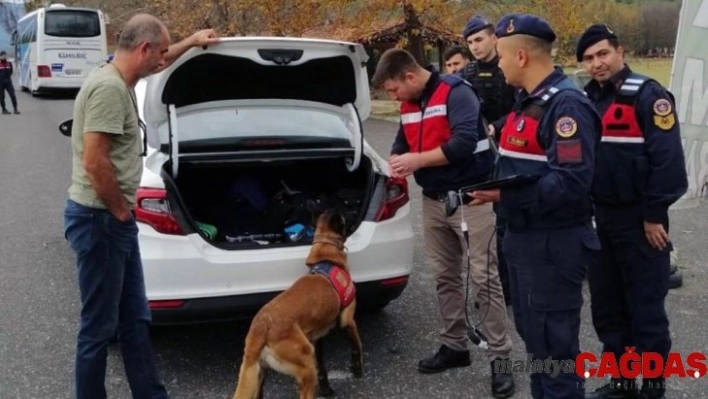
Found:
[460,15,518,305]
[443,45,470,75]
[577,23,688,399]
[0,50,20,114]
[470,13,602,399]
[459,16,516,137]
[372,48,515,399]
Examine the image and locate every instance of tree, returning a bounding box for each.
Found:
[497,0,590,63]
[143,0,497,65]
[0,2,22,36]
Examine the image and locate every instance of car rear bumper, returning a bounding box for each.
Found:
[36,77,86,91]
[148,277,409,325]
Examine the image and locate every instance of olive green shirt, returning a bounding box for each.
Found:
[68,64,143,209]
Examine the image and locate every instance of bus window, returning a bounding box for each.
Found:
[44,10,100,38]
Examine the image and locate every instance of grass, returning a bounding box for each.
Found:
[370,58,674,120]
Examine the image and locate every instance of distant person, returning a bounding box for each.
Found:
[0,50,20,115]
[443,45,470,74]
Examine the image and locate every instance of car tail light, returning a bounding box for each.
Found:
[149,300,185,309]
[374,176,409,222]
[37,65,51,77]
[380,276,409,287]
[135,188,185,235]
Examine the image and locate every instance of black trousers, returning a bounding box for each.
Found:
[588,205,672,371]
[0,80,18,111]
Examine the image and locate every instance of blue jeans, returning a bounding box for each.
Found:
[63,199,169,399]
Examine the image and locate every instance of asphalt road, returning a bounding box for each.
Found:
[1,91,706,399]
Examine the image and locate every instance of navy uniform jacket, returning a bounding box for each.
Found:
[584,66,688,223]
[457,55,517,134]
[0,60,13,81]
[496,68,601,231]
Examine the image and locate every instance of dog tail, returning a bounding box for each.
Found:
[233,324,268,399]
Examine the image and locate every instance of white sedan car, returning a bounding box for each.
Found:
[131,37,415,324]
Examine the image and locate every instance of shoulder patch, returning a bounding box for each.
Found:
[555,116,578,138]
[653,114,676,131]
[653,98,672,117]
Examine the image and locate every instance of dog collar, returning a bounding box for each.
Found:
[312,236,345,250]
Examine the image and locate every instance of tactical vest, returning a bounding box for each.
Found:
[400,75,490,154]
[497,83,575,178]
[496,77,594,230]
[0,61,12,80]
[593,72,668,205]
[465,60,508,124]
[310,261,356,309]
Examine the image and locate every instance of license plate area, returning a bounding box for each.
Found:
[65,69,82,76]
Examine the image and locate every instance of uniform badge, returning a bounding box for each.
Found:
[652,98,674,130]
[556,139,583,164]
[653,98,672,116]
[555,116,578,138]
[516,119,525,132]
[507,136,527,147]
[506,19,515,33]
[654,114,675,130]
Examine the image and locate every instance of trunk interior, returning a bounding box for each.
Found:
[162,156,375,249]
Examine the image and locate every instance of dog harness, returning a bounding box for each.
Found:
[310,261,355,309]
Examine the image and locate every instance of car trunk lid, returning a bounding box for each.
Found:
[139,37,371,178]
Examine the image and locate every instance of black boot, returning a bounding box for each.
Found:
[490,360,515,398]
[640,378,665,399]
[2,109,10,115]
[585,378,639,398]
[668,268,683,289]
[13,109,19,115]
[417,344,470,374]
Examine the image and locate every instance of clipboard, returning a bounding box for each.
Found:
[459,174,541,192]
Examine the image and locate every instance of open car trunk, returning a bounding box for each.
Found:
[161,156,375,249]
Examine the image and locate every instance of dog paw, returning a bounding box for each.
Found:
[318,385,335,397]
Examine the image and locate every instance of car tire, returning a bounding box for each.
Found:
[358,299,391,313]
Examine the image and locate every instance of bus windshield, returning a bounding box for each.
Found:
[44,10,100,38]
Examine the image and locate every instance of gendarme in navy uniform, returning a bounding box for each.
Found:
[470,14,601,399]
[0,50,19,115]
[577,23,688,399]
[459,16,517,135]
[459,14,518,307]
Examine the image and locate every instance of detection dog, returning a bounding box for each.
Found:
[232,209,363,399]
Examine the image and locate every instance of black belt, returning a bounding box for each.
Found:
[423,191,448,202]
[423,190,473,206]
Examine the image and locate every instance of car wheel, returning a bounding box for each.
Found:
[358,299,391,313]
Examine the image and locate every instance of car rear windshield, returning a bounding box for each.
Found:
[45,10,100,38]
[175,106,353,142]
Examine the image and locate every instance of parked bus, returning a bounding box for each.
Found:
[12,4,107,95]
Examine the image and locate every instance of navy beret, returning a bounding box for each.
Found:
[576,23,618,61]
[495,13,556,43]
[462,16,493,39]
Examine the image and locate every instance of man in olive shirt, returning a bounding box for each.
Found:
[63,14,218,399]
